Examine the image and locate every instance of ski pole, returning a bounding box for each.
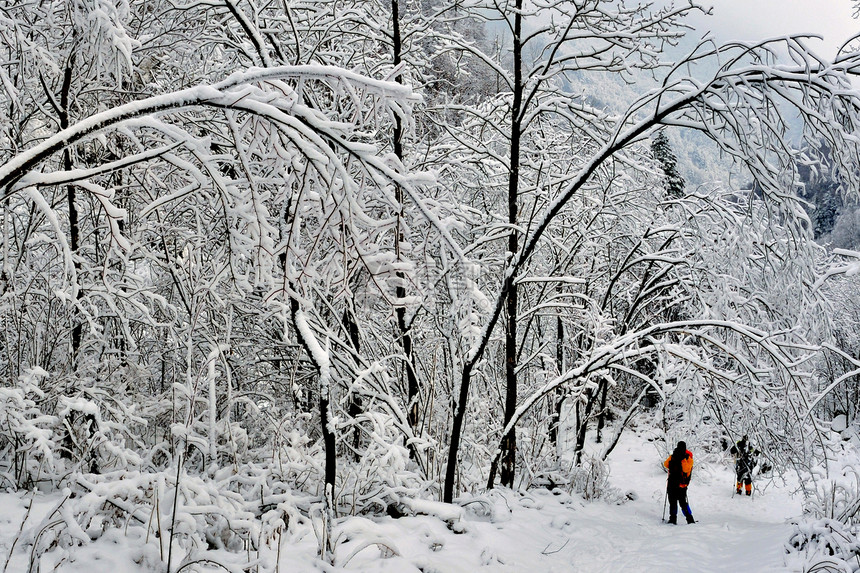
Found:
[662,490,668,522]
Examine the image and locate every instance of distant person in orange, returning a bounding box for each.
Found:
[664,441,695,524]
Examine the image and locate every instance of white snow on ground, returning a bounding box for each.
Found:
[0,429,803,572]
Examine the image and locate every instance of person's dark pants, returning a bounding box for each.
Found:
[668,486,693,521]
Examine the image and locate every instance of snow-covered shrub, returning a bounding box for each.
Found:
[568,456,623,502]
[337,410,430,515]
[786,432,860,572]
[801,438,860,524]
[56,387,144,475]
[785,518,860,573]
[0,367,58,487]
[268,411,326,492]
[530,456,626,503]
[0,369,150,487]
[14,462,325,572]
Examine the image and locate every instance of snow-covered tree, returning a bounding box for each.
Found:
[432,0,860,502]
[651,131,686,199]
[1,1,860,568]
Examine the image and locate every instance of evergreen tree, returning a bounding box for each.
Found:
[651,130,686,198]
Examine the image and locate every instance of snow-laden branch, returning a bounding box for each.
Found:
[510,36,860,303]
[0,65,417,197]
[805,342,860,418]
[15,142,183,189]
[0,63,470,263]
[493,318,800,447]
[813,249,860,291]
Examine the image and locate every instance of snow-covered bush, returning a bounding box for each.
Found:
[16,463,326,572]
[786,518,860,573]
[786,431,860,572]
[56,387,144,475]
[801,437,860,525]
[0,368,58,488]
[337,410,431,515]
[567,456,624,503]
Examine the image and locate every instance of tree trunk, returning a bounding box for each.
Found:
[58,58,82,363]
[320,391,337,499]
[595,380,608,444]
[289,296,336,559]
[342,308,363,461]
[58,55,82,463]
[497,0,523,490]
[444,363,473,503]
[499,274,518,487]
[391,0,421,453]
[549,304,564,446]
[574,387,596,466]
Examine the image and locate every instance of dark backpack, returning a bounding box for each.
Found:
[668,450,689,486]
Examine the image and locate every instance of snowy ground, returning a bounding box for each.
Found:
[0,430,804,572]
[582,431,802,573]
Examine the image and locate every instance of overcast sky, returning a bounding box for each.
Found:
[688,1,858,55]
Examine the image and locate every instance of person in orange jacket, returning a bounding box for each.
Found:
[663,441,695,524]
